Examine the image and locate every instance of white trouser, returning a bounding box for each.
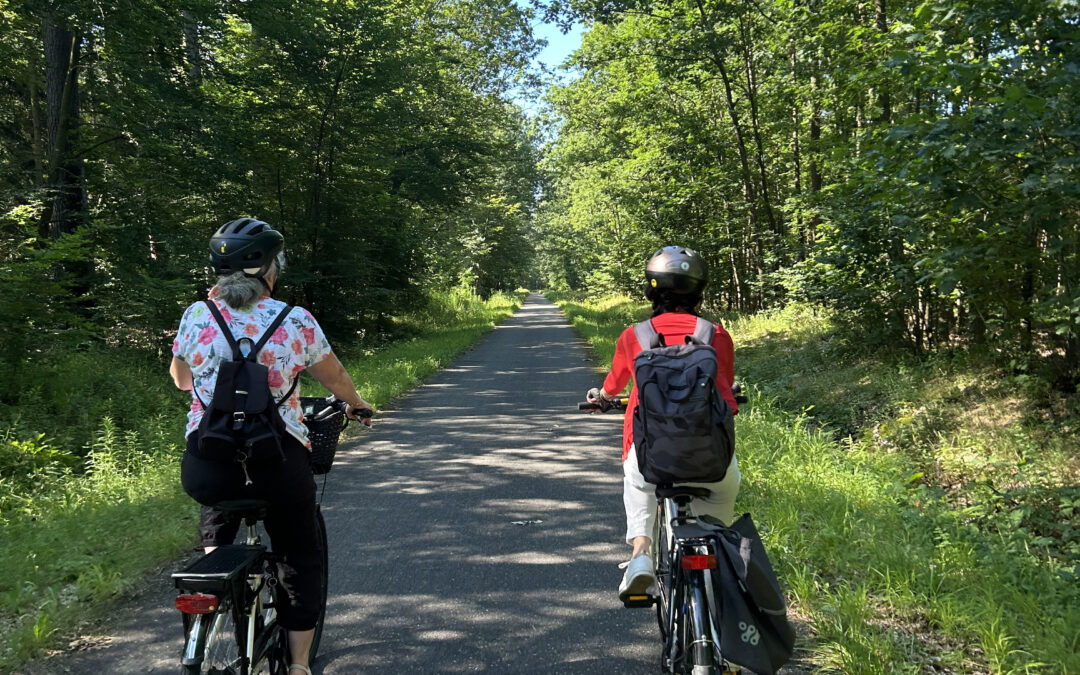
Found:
[623,445,741,545]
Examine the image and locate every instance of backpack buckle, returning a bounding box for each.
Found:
[232,412,246,430]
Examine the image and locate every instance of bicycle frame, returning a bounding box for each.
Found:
[176,518,283,675]
[656,495,723,674]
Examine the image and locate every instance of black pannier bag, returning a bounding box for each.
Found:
[193,301,297,468]
[632,316,735,485]
[708,513,796,675]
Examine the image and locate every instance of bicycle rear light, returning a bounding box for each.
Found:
[680,554,717,570]
[175,593,219,614]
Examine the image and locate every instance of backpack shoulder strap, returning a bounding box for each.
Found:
[250,305,294,360]
[634,319,664,350]
[687,316,716,346]
[205,301,241,359]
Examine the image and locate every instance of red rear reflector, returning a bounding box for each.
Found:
[175,593,219,614]
[681,554,717,570]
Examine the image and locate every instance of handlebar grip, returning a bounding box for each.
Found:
[579,402,601,410]
[356,408,373,419]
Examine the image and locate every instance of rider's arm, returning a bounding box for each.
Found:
[600,327,636,397]
[170,356,193,391]
[712,327,738,414]
[306,353,372,419]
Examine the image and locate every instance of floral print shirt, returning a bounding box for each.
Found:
[172,298,333,447]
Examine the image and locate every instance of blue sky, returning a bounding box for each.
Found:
[512,4,584,112]
[531,17,583,72]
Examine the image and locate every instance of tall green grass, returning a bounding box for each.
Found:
[551,292,1080,674]
[0,287,527,669]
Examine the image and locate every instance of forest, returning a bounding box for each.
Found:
[1,0,1078,670]
[537,0,1079,382]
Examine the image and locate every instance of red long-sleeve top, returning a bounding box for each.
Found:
[603,312,737,462]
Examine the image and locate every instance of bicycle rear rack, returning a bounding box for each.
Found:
[173,545,266,594]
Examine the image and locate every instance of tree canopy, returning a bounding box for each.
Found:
[536,0,1080,382]
[0,0,542,367]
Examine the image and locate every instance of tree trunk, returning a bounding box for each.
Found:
[737,13,780,238]
[791,44,804,260]
[28,62,45,182]
[182,10,202,84]
[809,70,822,241]
[42,19,85,239]
[875,0,890,123]
[692,0,758,220]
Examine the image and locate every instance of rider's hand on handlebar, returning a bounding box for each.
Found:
[346,399,374,426]
[586,387,613,413]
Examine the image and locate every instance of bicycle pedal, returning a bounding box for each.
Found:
[621,594,655,608]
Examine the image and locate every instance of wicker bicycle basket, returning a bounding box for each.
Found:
[301,397,347,475]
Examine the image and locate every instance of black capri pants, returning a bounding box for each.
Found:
[181,434,322,631]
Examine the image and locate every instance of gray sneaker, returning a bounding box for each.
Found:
[618,554,656,604]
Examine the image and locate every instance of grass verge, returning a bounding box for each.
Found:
[0,288,527,670]
[549,290,1080,674]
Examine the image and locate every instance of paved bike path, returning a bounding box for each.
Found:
[19,294,659,674]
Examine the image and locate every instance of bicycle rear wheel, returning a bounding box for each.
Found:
[181,604,242,675]
[654,502,673,642]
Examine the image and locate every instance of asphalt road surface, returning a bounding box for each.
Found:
[20,294,662,674]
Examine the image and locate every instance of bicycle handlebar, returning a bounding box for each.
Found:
[578,397,629,411]
[307,396,373,423]
[578,383,748,411]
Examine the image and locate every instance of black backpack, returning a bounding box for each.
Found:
[193,301,297,471]
[631,316,735,485]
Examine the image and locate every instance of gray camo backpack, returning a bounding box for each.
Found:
[631,317,735,485]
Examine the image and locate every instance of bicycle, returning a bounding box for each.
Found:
[580,384,747,675]
[172,396,369,674]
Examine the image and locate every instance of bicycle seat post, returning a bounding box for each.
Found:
[245,515,259,546]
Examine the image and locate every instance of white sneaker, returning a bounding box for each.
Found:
[618,554,656,603]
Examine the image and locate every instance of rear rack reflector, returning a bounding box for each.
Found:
[176,593,219,614]
[681,554,717,570]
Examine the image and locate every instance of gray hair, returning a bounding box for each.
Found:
[215,252,285,309]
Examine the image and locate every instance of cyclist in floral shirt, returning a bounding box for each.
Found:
[169,218,371,675]
[172,296,334,448]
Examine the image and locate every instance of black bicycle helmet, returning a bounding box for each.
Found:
[208,218,284,275]
[645,246,708,294]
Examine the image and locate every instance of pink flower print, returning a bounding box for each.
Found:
[172,340,180,355]
[191,352,205,367]
[219,307,233,323]
[197,325,218,345]
[267,368,285,388]
[291,339,303,355]
[291,364,304,377]
[302,326,316,345]
[244,323,260,337]
[258,303,266,309]
[260,350,276,367]
[270,327,288,345]
[289,397,299,411]
[191,397,204,412]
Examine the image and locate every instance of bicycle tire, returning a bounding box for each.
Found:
[655,499,676,640]
[181,604,242,675]
[308,507,329,662]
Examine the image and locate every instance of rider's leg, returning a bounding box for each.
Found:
[181,444,244,552]
[287,629,315,669]
[623,446,656,555]
[687,453,741,526]
[259,438,322,665]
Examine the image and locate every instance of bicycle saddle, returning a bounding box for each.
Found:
[655,486,712,501]
[213,499,270,521]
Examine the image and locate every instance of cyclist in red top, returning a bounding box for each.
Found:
[587,247,741,603]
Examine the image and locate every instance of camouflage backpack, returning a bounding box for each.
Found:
[631,317,735,485]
